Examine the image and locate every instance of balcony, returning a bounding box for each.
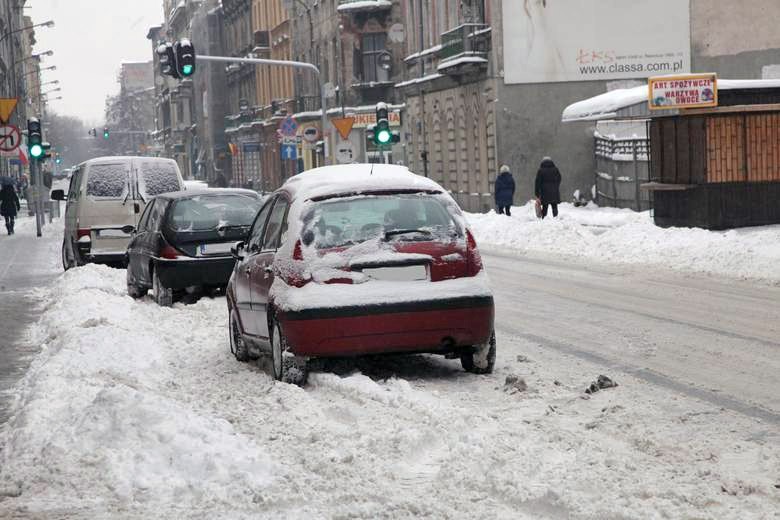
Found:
[437,23,491,75]
[337,0,393,15]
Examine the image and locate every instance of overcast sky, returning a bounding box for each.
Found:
[28,1,164,124]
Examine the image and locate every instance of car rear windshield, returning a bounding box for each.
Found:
[303,194,460,249]
[138,161,181,197]
[85,163,129,199]
[168,194,262,232]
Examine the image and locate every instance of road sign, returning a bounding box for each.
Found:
[335,141,355,164]
[281,143,297,161]
[0,124,21,153]
[279,115,298,136]
[302,126,320,143]
[331,117,355,140]
[0,99,18,124]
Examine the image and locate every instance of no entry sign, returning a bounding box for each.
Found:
[0,124,21,153]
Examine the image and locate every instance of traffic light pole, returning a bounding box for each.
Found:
[30,159,43,237]
[195,54,329,165]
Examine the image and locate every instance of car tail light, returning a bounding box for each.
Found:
[77,228,91,239]
[160,244,182,260]
[465,229,483,276]
[286,239,310,287]
[323,277,354,285]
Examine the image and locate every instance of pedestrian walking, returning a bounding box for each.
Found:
[534,156,562,219]
[494,164,515,216]
[1,182,21,235]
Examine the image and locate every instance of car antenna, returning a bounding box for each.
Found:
[370,162,375,176]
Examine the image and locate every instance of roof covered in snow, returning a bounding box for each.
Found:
[562,78,780,122]
[283,164,444,201]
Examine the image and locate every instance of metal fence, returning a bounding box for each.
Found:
[594,136,652,211]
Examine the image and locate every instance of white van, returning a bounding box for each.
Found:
[51,156,185,270]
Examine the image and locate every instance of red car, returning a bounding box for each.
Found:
[226,164,495,384]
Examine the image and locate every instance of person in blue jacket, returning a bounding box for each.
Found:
[494,164,515,216]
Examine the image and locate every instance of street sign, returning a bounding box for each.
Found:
[0,99,18,124]
[388,23,405,43]
[0,124,21,153]
[281,143,297,161]
[279,115,298,136]
[335,141,355,164]
[331,117,355,140]
[302,126,320,143]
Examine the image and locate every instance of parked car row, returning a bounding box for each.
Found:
[54,159,496,385]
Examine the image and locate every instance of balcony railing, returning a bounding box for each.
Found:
[438,23,491,73]
[337,0,393,14]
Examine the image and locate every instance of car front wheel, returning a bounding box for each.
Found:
[62,240,76,271]
[270,320,308,386]
[229,310,251,362]
[461,330,496,374]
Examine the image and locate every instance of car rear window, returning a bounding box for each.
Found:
[85,164,129,199]
[303,194,460,249]
[138,161,181,197]
[168,194,262,232]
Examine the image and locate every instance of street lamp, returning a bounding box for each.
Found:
[16,50,54,66]
[0,20,55,44]
[40,79,59,87]
[25,65,56,77]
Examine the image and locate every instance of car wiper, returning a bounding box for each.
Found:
[217,224,250,232]
[384,229,433,240]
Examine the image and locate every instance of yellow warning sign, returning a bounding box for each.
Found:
[331,117,355,141]
[0,98,18,123]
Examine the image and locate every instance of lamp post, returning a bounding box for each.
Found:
[25,65,56,77]
[0,20,54,44]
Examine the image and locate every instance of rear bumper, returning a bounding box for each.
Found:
[279,295,494,357]
[155,256,236,289]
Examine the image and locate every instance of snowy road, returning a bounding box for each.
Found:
[0,251,778,518]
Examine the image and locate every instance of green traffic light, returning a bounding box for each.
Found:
[103,132,109,139]
[376,129,392,144]
[30,144,44,158]
[182,64,193,76]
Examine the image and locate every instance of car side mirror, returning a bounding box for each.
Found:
[231,241,245,261]
[50,189,65,201]
[121,225,135,235]
[302,229,315,246]
[134,202,141,214]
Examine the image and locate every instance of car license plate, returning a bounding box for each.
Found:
[199,242,234,256]
[362,264,429,281]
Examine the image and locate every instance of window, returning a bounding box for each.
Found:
[361,33,387,83]
[247,198,274,252]
[67,168,82,201]
[262,197,289,251]
[303,194,459,249]
[138,161,182,197]
[85,163,129,199]
[168,194,261,232]
[147,199,168,232]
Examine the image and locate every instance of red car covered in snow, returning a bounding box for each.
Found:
[225,164,495,384]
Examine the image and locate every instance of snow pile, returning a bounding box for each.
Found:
[467,202,780,284]
[0,265,276,515]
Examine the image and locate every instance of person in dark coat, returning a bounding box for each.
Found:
[534,156,562,218]
[494,165,516,216]
[1,182,21,235]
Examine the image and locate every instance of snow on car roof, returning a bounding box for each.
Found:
[283,164,444,201]
[562,78,780,122]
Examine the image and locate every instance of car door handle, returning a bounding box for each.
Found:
[244,266,252,275]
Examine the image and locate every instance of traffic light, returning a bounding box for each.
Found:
[174,38,196,77]
[103,127,110,139]
[55,154,62,164]
[88,128,97,137]
[157,42,179,79]
[27,118,43,159]
[41,142,52,160]
[371,102,400,146]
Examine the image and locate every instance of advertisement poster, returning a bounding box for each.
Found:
[502,0,691,84]
[648,74,718,110]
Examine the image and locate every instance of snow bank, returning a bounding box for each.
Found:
[467,202,780,284]
[0,265,276,515]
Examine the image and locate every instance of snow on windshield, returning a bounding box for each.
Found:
[138,161,181,197]
[169,194,261,232]
[302,194,461,249]
[85,164,128,199]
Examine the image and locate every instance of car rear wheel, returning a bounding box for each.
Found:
[270,320,308,386]
[461,330,496,374]
[229,310,251,362]
[153,268,173,307]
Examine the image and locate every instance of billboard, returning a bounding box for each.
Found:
[502,0,691,84]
